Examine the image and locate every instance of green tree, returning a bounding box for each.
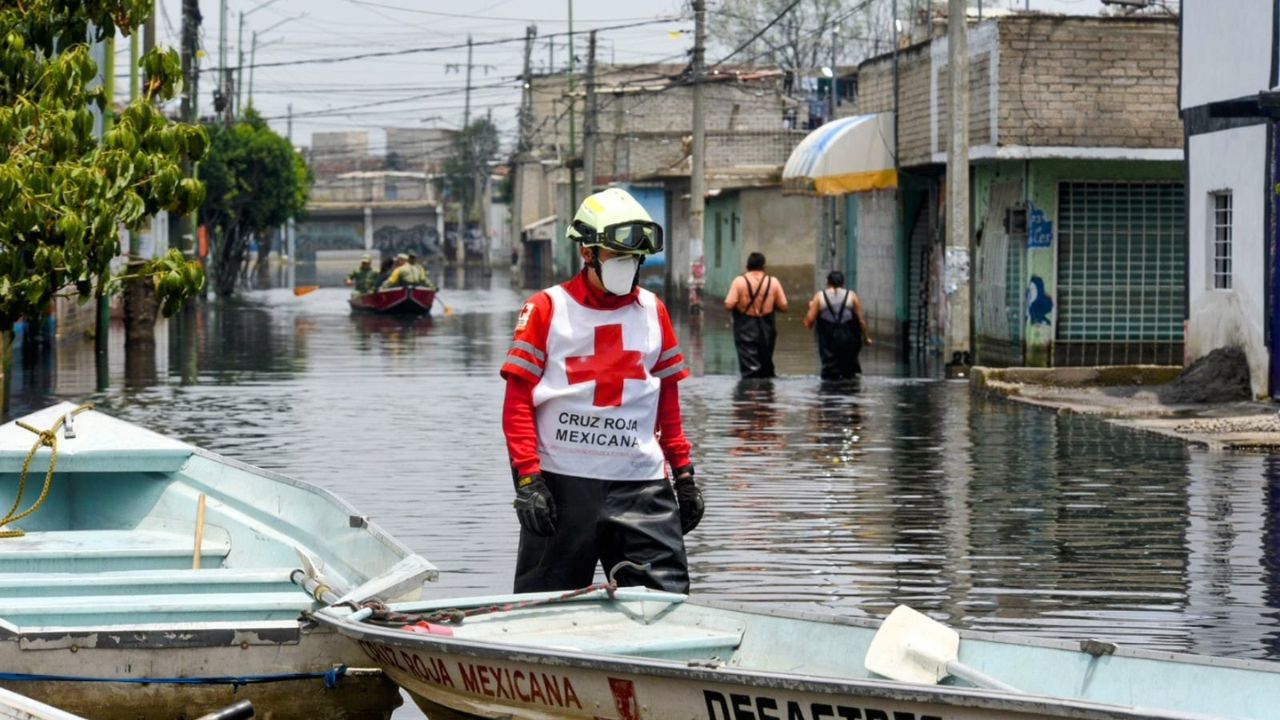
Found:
[199,109,311,297]
[0,2,207,341]
[443,118,499,226]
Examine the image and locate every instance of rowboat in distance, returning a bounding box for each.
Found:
[0,403,438,720]
[315,586,1280,720]
[349,285,436,315]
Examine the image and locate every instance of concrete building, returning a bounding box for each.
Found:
[515,66,812,294]
[384,127,457,173]
[1180,0,1278,397]
[805,12,1184,366]
[297,171,443,262]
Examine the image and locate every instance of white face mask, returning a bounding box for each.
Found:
[599,255,640,295]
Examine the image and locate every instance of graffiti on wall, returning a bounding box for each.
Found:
[1027,275,1054,325]
[1027,202,1052,249]
[373,224,442,259]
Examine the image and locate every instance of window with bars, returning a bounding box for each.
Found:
[1211,191,1232,290]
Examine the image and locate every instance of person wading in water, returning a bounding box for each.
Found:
[802,270,872,380]
[723,252,788,378]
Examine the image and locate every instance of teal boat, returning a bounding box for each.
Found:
[315,585,1280,720]
[0,403,437,720]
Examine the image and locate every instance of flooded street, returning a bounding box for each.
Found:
[9,270,1280,715]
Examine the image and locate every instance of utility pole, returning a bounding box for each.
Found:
[567,0,577,225]
[514,25,537,263]
[464,34,474,128]
[248,30,258,108]
[219,0,227,122]
[583,30,598,194]
[180,0,200,260]
[828,26,838,121]
[519,26,537,153]
[287,103,293,144]
[688,0,707,313]
[236,11,244,116]
[945,0,970,362]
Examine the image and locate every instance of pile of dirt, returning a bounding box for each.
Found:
[1158,346,1251,404]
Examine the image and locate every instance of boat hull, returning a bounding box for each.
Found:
[318,591,1264,720]
[355,636,1180,720]
[0,405,437,720]
[0,612,403,720]
[349,286,435,315]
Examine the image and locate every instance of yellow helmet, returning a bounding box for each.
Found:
[568,188,664,255]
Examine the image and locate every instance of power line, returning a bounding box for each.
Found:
[204,17,687,74]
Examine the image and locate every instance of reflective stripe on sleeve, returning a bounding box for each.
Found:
[504,354,544,378]
[652,362,688,379]
[510,340,546,362]
[656,346,682,364]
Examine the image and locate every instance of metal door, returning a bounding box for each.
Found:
[1055,181,1186,366]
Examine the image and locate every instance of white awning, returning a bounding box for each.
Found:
[782,113,896,195]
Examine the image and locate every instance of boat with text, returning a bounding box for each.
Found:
[348,285,436,315]
[0,403,437,719]
[314,581,1280,720]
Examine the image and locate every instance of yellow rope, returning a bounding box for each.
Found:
[0,404,94,539]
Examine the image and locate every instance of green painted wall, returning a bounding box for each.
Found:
[973,159,1184,367]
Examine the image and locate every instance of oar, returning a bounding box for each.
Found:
[293,285,320,296]
[864,605,1020,693]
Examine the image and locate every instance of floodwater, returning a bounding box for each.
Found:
[9,266,1280,717]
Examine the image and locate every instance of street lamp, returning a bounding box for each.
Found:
[248,13,304,108]
[237,0,287,116]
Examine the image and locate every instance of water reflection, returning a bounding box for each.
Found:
[5,268,1280,689]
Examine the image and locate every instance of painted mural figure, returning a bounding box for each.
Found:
[802,271,873,380]
[1027,275,1054,326]
[499,188,703,595]
[724,252,789,378]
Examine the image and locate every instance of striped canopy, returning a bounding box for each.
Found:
[782,113,897,195]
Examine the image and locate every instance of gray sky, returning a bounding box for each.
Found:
[133,0,1142,152]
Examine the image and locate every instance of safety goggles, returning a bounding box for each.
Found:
[573,220,664,254]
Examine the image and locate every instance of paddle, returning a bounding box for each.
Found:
[293,285,320,296]
[864,605,1020,693]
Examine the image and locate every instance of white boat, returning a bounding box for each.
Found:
[0,403,437,719]
[314,584,1280,720]
[0,686,84,720]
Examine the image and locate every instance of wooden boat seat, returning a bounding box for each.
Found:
[0,529,231,573]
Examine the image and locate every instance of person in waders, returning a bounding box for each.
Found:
[499,187,704,594]
[802,270,872,380]
[723,252,789,378]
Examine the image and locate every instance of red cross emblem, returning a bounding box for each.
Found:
[565,324,646,407]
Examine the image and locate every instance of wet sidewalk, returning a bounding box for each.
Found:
[973,366,1280,451]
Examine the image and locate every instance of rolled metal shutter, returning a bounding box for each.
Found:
[1055,181,1185,366]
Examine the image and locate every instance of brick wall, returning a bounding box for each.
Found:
[851,43,934,166]
[998,16,1181,149]
[851,15,1181,167]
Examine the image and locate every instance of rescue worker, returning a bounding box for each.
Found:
[406,251,435,288]
[723,252,789,378]
[500,187,703,594]
[802,270,872,380]
[382,253,422,288]
[345,254,377,293]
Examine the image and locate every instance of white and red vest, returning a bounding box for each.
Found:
[532,285,665,481]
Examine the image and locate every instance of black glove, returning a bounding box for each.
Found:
[672,465,704,535]
[513,473,557,536]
